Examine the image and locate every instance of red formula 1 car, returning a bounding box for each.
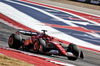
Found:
[8,30,84,60]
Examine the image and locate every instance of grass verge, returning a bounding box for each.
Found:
[0,54,34,66]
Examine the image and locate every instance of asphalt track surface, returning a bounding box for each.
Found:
[0,17,100,66]
[0,0,100,66]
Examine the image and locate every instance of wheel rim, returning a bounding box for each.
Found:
[34,42,38,51]
[39,44,43,52]
[9,37,13,46]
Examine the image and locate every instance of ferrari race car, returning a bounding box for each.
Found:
[8,30,84,60]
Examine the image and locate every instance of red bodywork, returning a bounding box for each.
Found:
[9,30,84,60]
[18,31,68,56]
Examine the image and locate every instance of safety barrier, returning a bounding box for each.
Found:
[71,0,100,5]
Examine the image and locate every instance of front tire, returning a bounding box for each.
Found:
[8,34,22,49]
[67,43,79,60]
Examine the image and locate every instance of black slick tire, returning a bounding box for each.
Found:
[8,34,22,49]
[67,43,79,60]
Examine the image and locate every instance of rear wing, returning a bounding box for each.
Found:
[16,30,39,36]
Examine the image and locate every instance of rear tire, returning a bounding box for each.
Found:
[8,34,22,49]
[67,43,79,60]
